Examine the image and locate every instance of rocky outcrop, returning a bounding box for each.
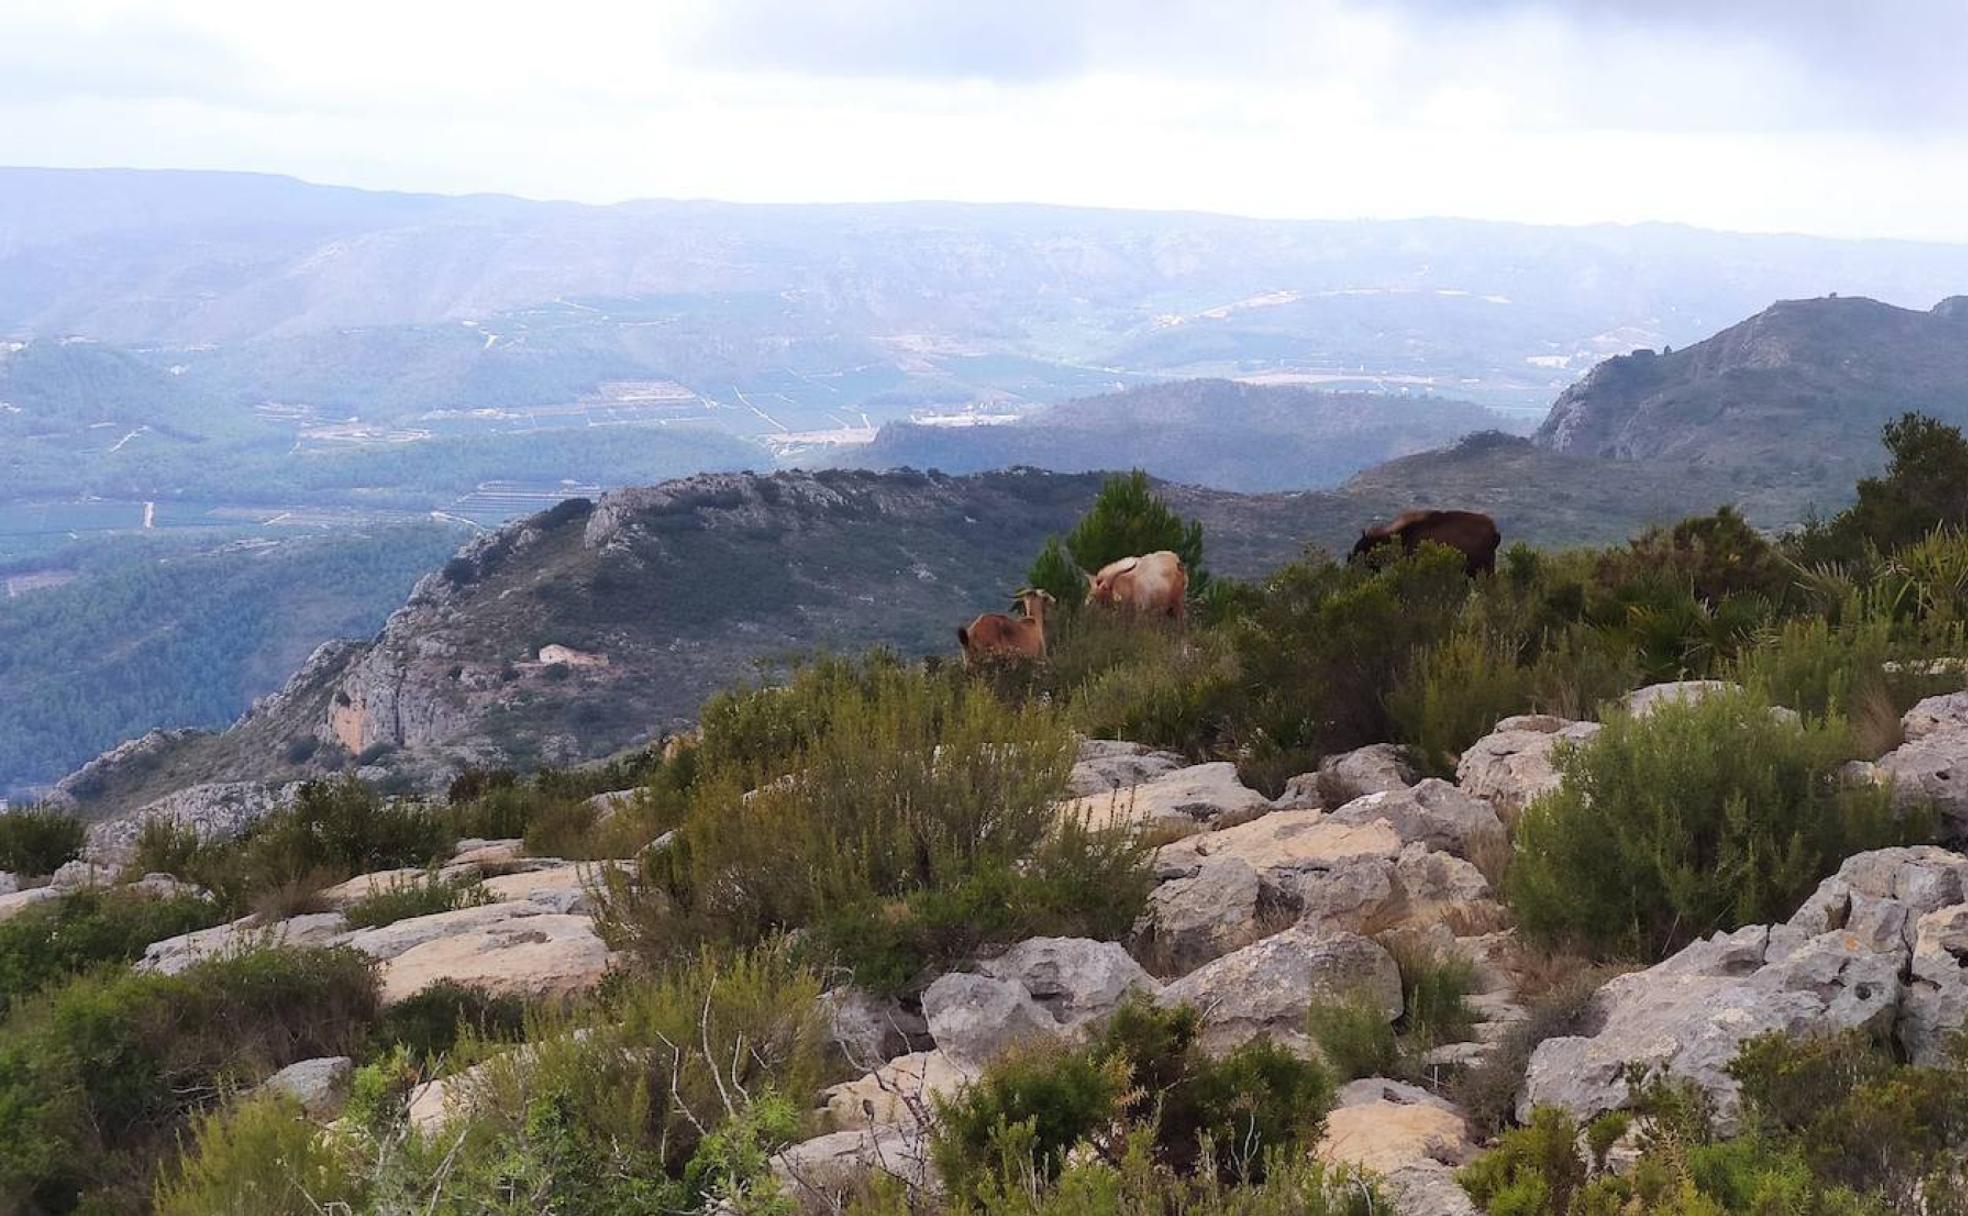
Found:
[822,1050,974,1131]
[1315,1079,1477,1216]
[1874,694,1968,841]
[1158,928,1400,1055]
[85,781,302,865]
[1140,790,1501,971]
[822,988,932,1070]
[141,911,350,975]
[260,1056,354,1120]
[923,937,1157,1070]
[1282,744,1419,810]
[1455,715,1600,817]
[1068,739,1189,798]
[1522,847,1968,1126]
[0,886,62,923]
[1059,762,1271,835]
[774,1124,933,1205]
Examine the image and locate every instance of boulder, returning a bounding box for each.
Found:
[1300,743,1420,810]
[83,780,300,866]
[1903,903,1968,1065]
[319,867,446,909]
[1060,762,1270,835]
[1620,680,1739,718]
[1522,848,1968,1128]
[480,861,623,915]
[921,973,1062,1072]
[1326,779,1505,859]
[1875,729,1968,841]
[124,872,209,901]
[0,872,17,896]
[980,937,1158,1028]
[821,987,931,1068]
[773,1124,933,1204]
[1141,811,1496,969]
[1140,857,1266,973]
[1157,928,1401,1055]
[1902,691,1968,743]
[0,885,62,924]
[1068,739,1189,798]
[366,910,615,1004]
[260,1056,354,1120]
[1455,716,1600,817]
[450,838,527,868]
[49,860,115,890]
[821,1050,974,1130]
[584,789,642,821]
[1316,1079,1477,1216]
[336,900,554,961]
[140,911,349,975]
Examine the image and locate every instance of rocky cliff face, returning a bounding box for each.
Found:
[1535,295,1968,469]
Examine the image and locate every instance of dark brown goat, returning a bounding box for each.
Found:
[1350,509,1501,576]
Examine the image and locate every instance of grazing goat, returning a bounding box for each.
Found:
[1086,550,1188,624]
[1350,509,1501,576]
[957,589,1055,666]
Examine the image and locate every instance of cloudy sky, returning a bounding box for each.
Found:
[3,0,1965,240]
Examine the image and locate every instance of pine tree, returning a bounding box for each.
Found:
[1026,470,1208,601]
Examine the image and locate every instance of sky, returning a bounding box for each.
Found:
[3,0,1966,240]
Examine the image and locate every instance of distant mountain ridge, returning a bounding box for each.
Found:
[846,380,1511,492]
[1536,295,1968,474]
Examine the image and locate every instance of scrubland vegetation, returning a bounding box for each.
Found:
[5,412,1968,1211]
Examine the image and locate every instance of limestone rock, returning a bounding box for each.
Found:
[0,885,62,924]
[1068,739,1189,798]
[481,861,622,915]
[1519,853,1968,1129]
[585,789,643,821]
[450,838,526,867]
[319,867,447,909]
[1902,691,1968,743]
[1456,716,1600,817]
[1141,857,1265,973]
[821,987,931,1068]
[1620,680,1739,718]
[0,872,17,896]
[140,911,349,975]
[981,937,1159,1028]
[84,781,300,866]
[1305,743,1420,810]
[260,1055,354,1119]
[822,1050,974,1130]
[921,973,1061,1072]
[1326,779,1505,859]
[774,1124,933,1204]
[124,872,208,901]
[1904,903,1968,1065]
[1875,729,1968,841]
[359,907,615,1004]
[49,860,115,890]
[1316,1079,1477,1216]
[1158,928,1401,1055]
[1060,762,1270,834]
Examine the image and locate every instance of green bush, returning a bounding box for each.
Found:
[1506,688,1921,960]
[1389,937,1479,1054]
[1047,469,1208,596]
[1388,626,1535,776]
[1459,1030,1968,1215]
[374,979,527,1063]
[151,1094,361,1216]
[598,658,1077,979]
[935,1000,1335,1203]
[0,946,380,1212]
[339,873,490,929]
[1306,997,1399,1081]
[1793,413,1968,563]
[0,888,222,1016]
[0,807,86,876]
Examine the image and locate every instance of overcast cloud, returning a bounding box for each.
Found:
[2,0,1964,239]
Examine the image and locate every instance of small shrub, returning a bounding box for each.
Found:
[0,888,223,1016]
[375,979,527,1063]
[0,807,86,876]
[151,1094,360,1216]
[1449,969,1609,1141]
[0,945,381,1211]
[932,1042,1129,1205]
[339,874,490,930]
[1507,688,1922,960]
[1388,626,1534,776]
[1306,997,1399,1081]
[1388,937,1479,1053]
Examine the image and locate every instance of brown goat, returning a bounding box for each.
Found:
[1350,509,1501,576]
[1085,551,1188,624]
[956,589,1055,666]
